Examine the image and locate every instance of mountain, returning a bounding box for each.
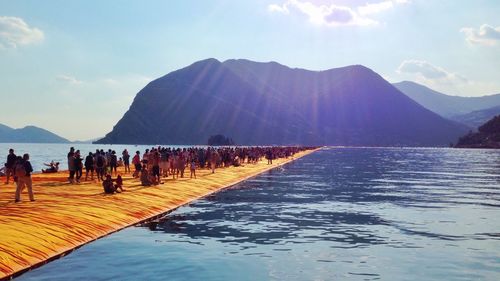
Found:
[72,137,102,144]
[455,115,500,148]
[393,81,500,117]
[96,59,468,146]
[0,124,69,143]
[451,105,500,129]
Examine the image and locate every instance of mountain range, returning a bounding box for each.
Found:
[450,105,500,129]
[0,124,69,143]
[96,59,469,146]
[394,81,500,128]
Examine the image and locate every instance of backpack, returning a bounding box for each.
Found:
[96,155,104,168]
[85,155,93,167]
[14,162,25,177]
[110,155,117,165]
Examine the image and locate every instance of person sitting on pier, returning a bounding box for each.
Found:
[102,174,120,194]
[117,157,124,167]
[42,161,60,173]
[140,165,153,186]
[115,174,124,192]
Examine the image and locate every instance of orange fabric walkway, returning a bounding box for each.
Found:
[0,149,318,280]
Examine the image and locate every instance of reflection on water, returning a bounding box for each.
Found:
[18,148,500,281]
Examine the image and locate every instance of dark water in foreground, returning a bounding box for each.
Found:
[17,148,500,280]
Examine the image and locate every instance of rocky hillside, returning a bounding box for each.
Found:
[96,59,468,146]
[455,115,500,148]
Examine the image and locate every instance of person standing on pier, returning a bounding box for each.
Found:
[210,149,218,174]
[4,149,16,184]
[122,149,130,173]
[75,150,83,183]
[95,151,106,182]
[178,152,186,178]
[151,149,161,183]
[110,151,118,176]
[142,149,150,167]
[190,158,196,179]
[132,151,141,178]
[84,152,94,181]
[67,147,76,184]
[266,149,273,165]
[15,153,34,202]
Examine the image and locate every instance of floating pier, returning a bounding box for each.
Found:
[0,148,319,280]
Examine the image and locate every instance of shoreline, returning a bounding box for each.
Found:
[0,148,321,280]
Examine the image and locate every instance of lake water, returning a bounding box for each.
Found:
[11,147,500,280]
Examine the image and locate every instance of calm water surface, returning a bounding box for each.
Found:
[15,147,500,280]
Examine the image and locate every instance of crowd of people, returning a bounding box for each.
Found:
[3,146,315,201]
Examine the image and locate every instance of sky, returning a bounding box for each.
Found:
[0,0,499,141]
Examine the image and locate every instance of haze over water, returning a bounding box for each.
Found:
[16,147,500,280]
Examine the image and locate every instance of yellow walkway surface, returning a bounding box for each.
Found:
[0,149,318,280]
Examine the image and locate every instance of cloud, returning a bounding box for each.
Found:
[0,16,44,48]
[395,60,489,96]
[461,24,500,46]
[325,6,357,24]
[397,60,467,83]
[268,0,408,27]
[269,3,290,14]
[56,75,83,84]
[398,60,447,79]
[358,1,394,16]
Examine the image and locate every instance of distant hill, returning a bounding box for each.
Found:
[451,105,500,129]
[72,138,101,144]
[96,59,468,146]
[393,81,500,118]
[0,124,69,143]
[455,115,500,148]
